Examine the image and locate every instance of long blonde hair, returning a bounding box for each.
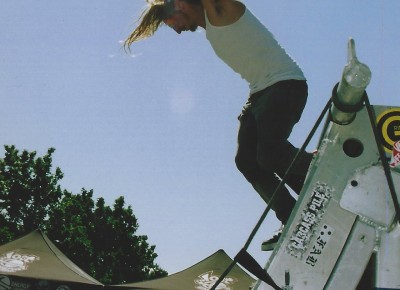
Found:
[124,0,166,50]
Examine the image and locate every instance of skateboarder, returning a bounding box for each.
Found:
[124,0,313,250]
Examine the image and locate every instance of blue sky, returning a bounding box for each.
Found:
[1,0,399,276]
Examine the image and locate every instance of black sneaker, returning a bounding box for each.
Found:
[261,231,282,251]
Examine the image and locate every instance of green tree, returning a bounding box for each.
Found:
[0,145,63,242]
[45,189,97,276]
[46,190,167,284]
[0,145,167,284]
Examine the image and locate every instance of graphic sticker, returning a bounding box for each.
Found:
[194,271,238,290]
[376,108,400,153]
[286,182,333,259]
[390,140,400,168]
[0,251,40,273]
[305,224,334,267]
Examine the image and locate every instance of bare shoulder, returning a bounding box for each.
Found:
[201,0,245,26]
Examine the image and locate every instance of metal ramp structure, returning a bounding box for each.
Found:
[254,105,400,290]
[210,38,400,290]
[253,39,400,290]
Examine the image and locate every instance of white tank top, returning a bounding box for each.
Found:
[205,8,306,94]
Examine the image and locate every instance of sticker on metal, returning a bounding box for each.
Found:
[376,108,400,153]
[286,182,334,260]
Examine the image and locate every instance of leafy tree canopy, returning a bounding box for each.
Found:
[0,145,167,284]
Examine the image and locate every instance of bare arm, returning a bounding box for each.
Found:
[201,0,245,26]
[203,0,224,15]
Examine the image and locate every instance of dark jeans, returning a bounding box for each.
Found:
[235,80,312,224]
